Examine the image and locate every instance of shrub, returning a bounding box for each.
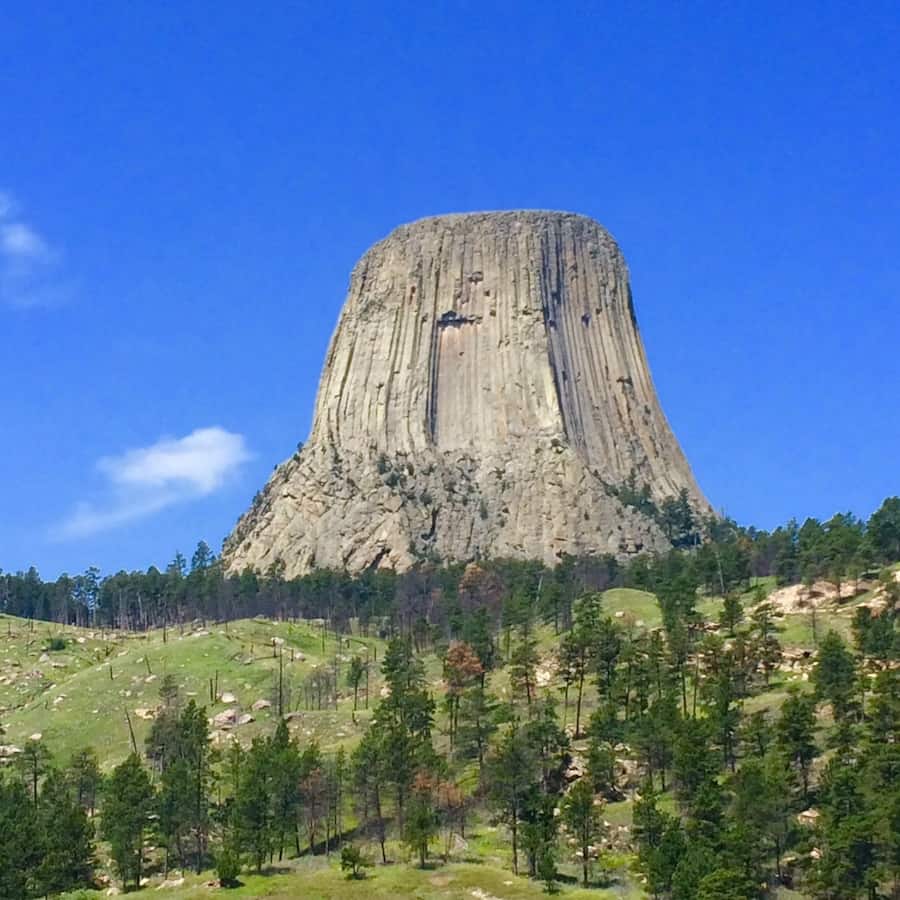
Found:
[340,845,371,879]
[216,847,241,887]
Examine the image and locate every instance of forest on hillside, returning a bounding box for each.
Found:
[0,497,898,899]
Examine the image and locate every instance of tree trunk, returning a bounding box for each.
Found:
[511,810,519,875]
[575,670,585,737]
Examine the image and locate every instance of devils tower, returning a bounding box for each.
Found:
[224,211,708,576]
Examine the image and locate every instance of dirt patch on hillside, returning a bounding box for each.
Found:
[765,580,872,615]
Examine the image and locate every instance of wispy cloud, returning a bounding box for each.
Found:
[1,222,51,259]
[55,427,252,539]
[0,190,68,309]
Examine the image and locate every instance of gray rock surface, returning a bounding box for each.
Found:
[223,211,708,576]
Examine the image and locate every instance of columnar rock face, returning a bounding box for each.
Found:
[223,211,708,576]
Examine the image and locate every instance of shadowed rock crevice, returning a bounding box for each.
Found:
[223,211,709,576]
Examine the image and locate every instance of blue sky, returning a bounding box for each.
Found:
[2,2,898,578]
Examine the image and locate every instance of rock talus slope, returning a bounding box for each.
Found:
[224,211,708,576]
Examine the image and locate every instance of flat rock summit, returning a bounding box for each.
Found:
[224,211,708,576]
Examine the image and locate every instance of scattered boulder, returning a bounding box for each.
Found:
[563,754,586,782]
[236,713,255,726]
[220,691,237,704]
[251,699,272,711]
[211,708,239,729]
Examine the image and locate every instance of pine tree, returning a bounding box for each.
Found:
[455,682,499,777]
[68,747,102,816]
[35,769,95,895]
[776,690,818,801]
[402,775,438,868]
[0,778,41,900]
[351,729,388,863]
[509,626,540,709]
[158,757,192,872]
[719,591,744,636]
[268,719,301,860]
[374,637,436,817]
[101,754,156,890]
[235,738,273,873]
[562,777,603,886]
[695,868,757,900]
[520,788,559,879]
[813,630,858,721]
[347,655,366,713]
[16,737,51,804]
[442,641,484,746]
[486,721,539,875]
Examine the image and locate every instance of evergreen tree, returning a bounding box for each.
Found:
[16,737,51,804]
[235,738,273,873]
[509,625,539,709]
[35,769,95,895]
[68,747,101,816]
[373,637,436,817]
[351,729,388,863]
[0,778,41,900]
[561,777,603,886]
[867,497,900,563]
[776,690,818,801]
[719,591,744,636]
[442,641,484,746]
[487,721,539,875]
[813,630,858,721]
[520,788,558,879]
[268,719,301,860]
[402,776,438,868]
[633,788,683,898]
[158,756,192,873]
[347,655,366,713]
[695,868,757,900]
[455,682,499,777]
[101,754,156,890]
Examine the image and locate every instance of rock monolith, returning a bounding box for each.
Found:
[223,211,708,575]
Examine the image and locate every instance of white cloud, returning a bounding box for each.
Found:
[0,190,66,309]
[55,427,252,539]
[1,223,50,259]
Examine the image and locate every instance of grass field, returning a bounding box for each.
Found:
[59,841,644,899]
[0,615,386,769]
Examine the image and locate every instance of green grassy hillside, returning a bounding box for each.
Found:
[3,575,890,900]
[0,616,386,768]
[0,577,858,769]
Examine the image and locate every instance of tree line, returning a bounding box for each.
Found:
[2,496,899,636]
